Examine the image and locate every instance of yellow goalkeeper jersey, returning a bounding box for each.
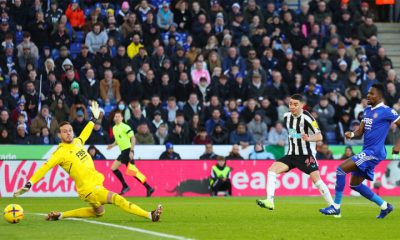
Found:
[29,121,105,195]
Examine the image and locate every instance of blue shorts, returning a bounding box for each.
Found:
[351,150,382,181]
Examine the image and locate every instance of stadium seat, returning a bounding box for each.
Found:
[70,43,82,58]
[326,131,337,144]
[75,31,85,43]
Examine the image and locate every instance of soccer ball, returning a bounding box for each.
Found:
[3,204,24,224]
[385,161,400,186]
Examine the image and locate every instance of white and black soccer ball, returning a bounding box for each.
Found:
[385,160,400,186]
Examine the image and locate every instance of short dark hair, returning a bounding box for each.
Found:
[290,94,304,102]
[114,110,123,116]
[59,121,71,131]
[371,83,385,97]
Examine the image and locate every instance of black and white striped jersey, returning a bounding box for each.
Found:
[283,110,320,158]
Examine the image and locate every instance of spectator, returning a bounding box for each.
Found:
[127,33,144,59]
[87,119,109,144]
[268,122,288,147]
[29,105,58,137]
[229,122,255,148]
[150,110,165,133]
[336,111,351,145]
[71,109,88,136]
[100,69,121,105]
[199,143,219,160]
[157,2,174,31]
[0,128,13,144]
[33,127,55,145]
[65,0,85,30]
[121,71,143,104]
[17,32,39,60]
[127,104,149,133]
[210,156,232,196]
[154,123,169,145]
[85,23,108,54]
[225,144,244,160]
[168,123,189,144]
[312,96,335,131]
[88,145,106,160]
[345,120,364,146]
[191,60,211,86]
[182,93,203,122]
[206,108,225,134]
[340,146,354,160]
[247,111,267,143]
[193,127,212,145]
[249,142,275,160]
[15,124,31,144]
[50,98,70,123]
[358,15,377,44]
[361,70,378,96]
[159,142,181,159]
[135,122,155,144]
[316,142,333,160]
[386,122,400,145]
[211,123,229,145]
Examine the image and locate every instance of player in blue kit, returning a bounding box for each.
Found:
[320,84,400,218]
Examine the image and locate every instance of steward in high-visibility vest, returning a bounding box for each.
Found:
[210,156,232,196]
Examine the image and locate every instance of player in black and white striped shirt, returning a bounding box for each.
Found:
[257,94,334,211]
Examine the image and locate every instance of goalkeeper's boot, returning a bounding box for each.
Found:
[256,199,274,210]
[147,187,155,197]
[320,205,340,216]
[119,186,130,195]
[151,204,162,222]
[46,211,61,221]
[377,203,393,219]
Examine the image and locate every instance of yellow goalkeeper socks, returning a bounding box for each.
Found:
[112,194,151,219]
[61,207,103,219]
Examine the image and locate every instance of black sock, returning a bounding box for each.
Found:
[113,169,127,187]
[136,177,152,190]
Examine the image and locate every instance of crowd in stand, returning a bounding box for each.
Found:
[0,0,399,159]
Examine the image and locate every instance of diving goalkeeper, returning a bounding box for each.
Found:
[13,102,162,222]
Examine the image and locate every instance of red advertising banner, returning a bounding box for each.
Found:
[1,160,399,197]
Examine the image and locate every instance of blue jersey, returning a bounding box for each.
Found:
[362,102,400,160]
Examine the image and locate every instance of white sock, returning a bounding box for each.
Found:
[148,212,152,220]
[315,180,334,206]
[266,171,277,201]
[380,201,388,210]
[333,203,340,209]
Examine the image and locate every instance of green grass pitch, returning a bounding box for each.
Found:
[1,197,399,240]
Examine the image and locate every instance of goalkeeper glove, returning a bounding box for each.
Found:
[13,182,32,197]
[90,101,100,120]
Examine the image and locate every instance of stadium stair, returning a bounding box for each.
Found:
[376,23,400,73]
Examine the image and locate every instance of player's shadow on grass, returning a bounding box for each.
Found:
[168,178,211,196]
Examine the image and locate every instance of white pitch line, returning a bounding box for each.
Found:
[31,213,194,240]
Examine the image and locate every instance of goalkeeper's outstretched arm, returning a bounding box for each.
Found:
[78,101,101,144]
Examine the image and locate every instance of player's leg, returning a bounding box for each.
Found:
[349,172,393,218]
[48,205,105,220]
[320,158,358,215]
[256,160,290,210]
[126,161,154,197]
[106,191,162,221]
[47,195,106,221]
[111,159,130,195]
[309,171,334,206]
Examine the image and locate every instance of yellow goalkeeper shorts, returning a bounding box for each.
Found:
[79,186,110,208]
